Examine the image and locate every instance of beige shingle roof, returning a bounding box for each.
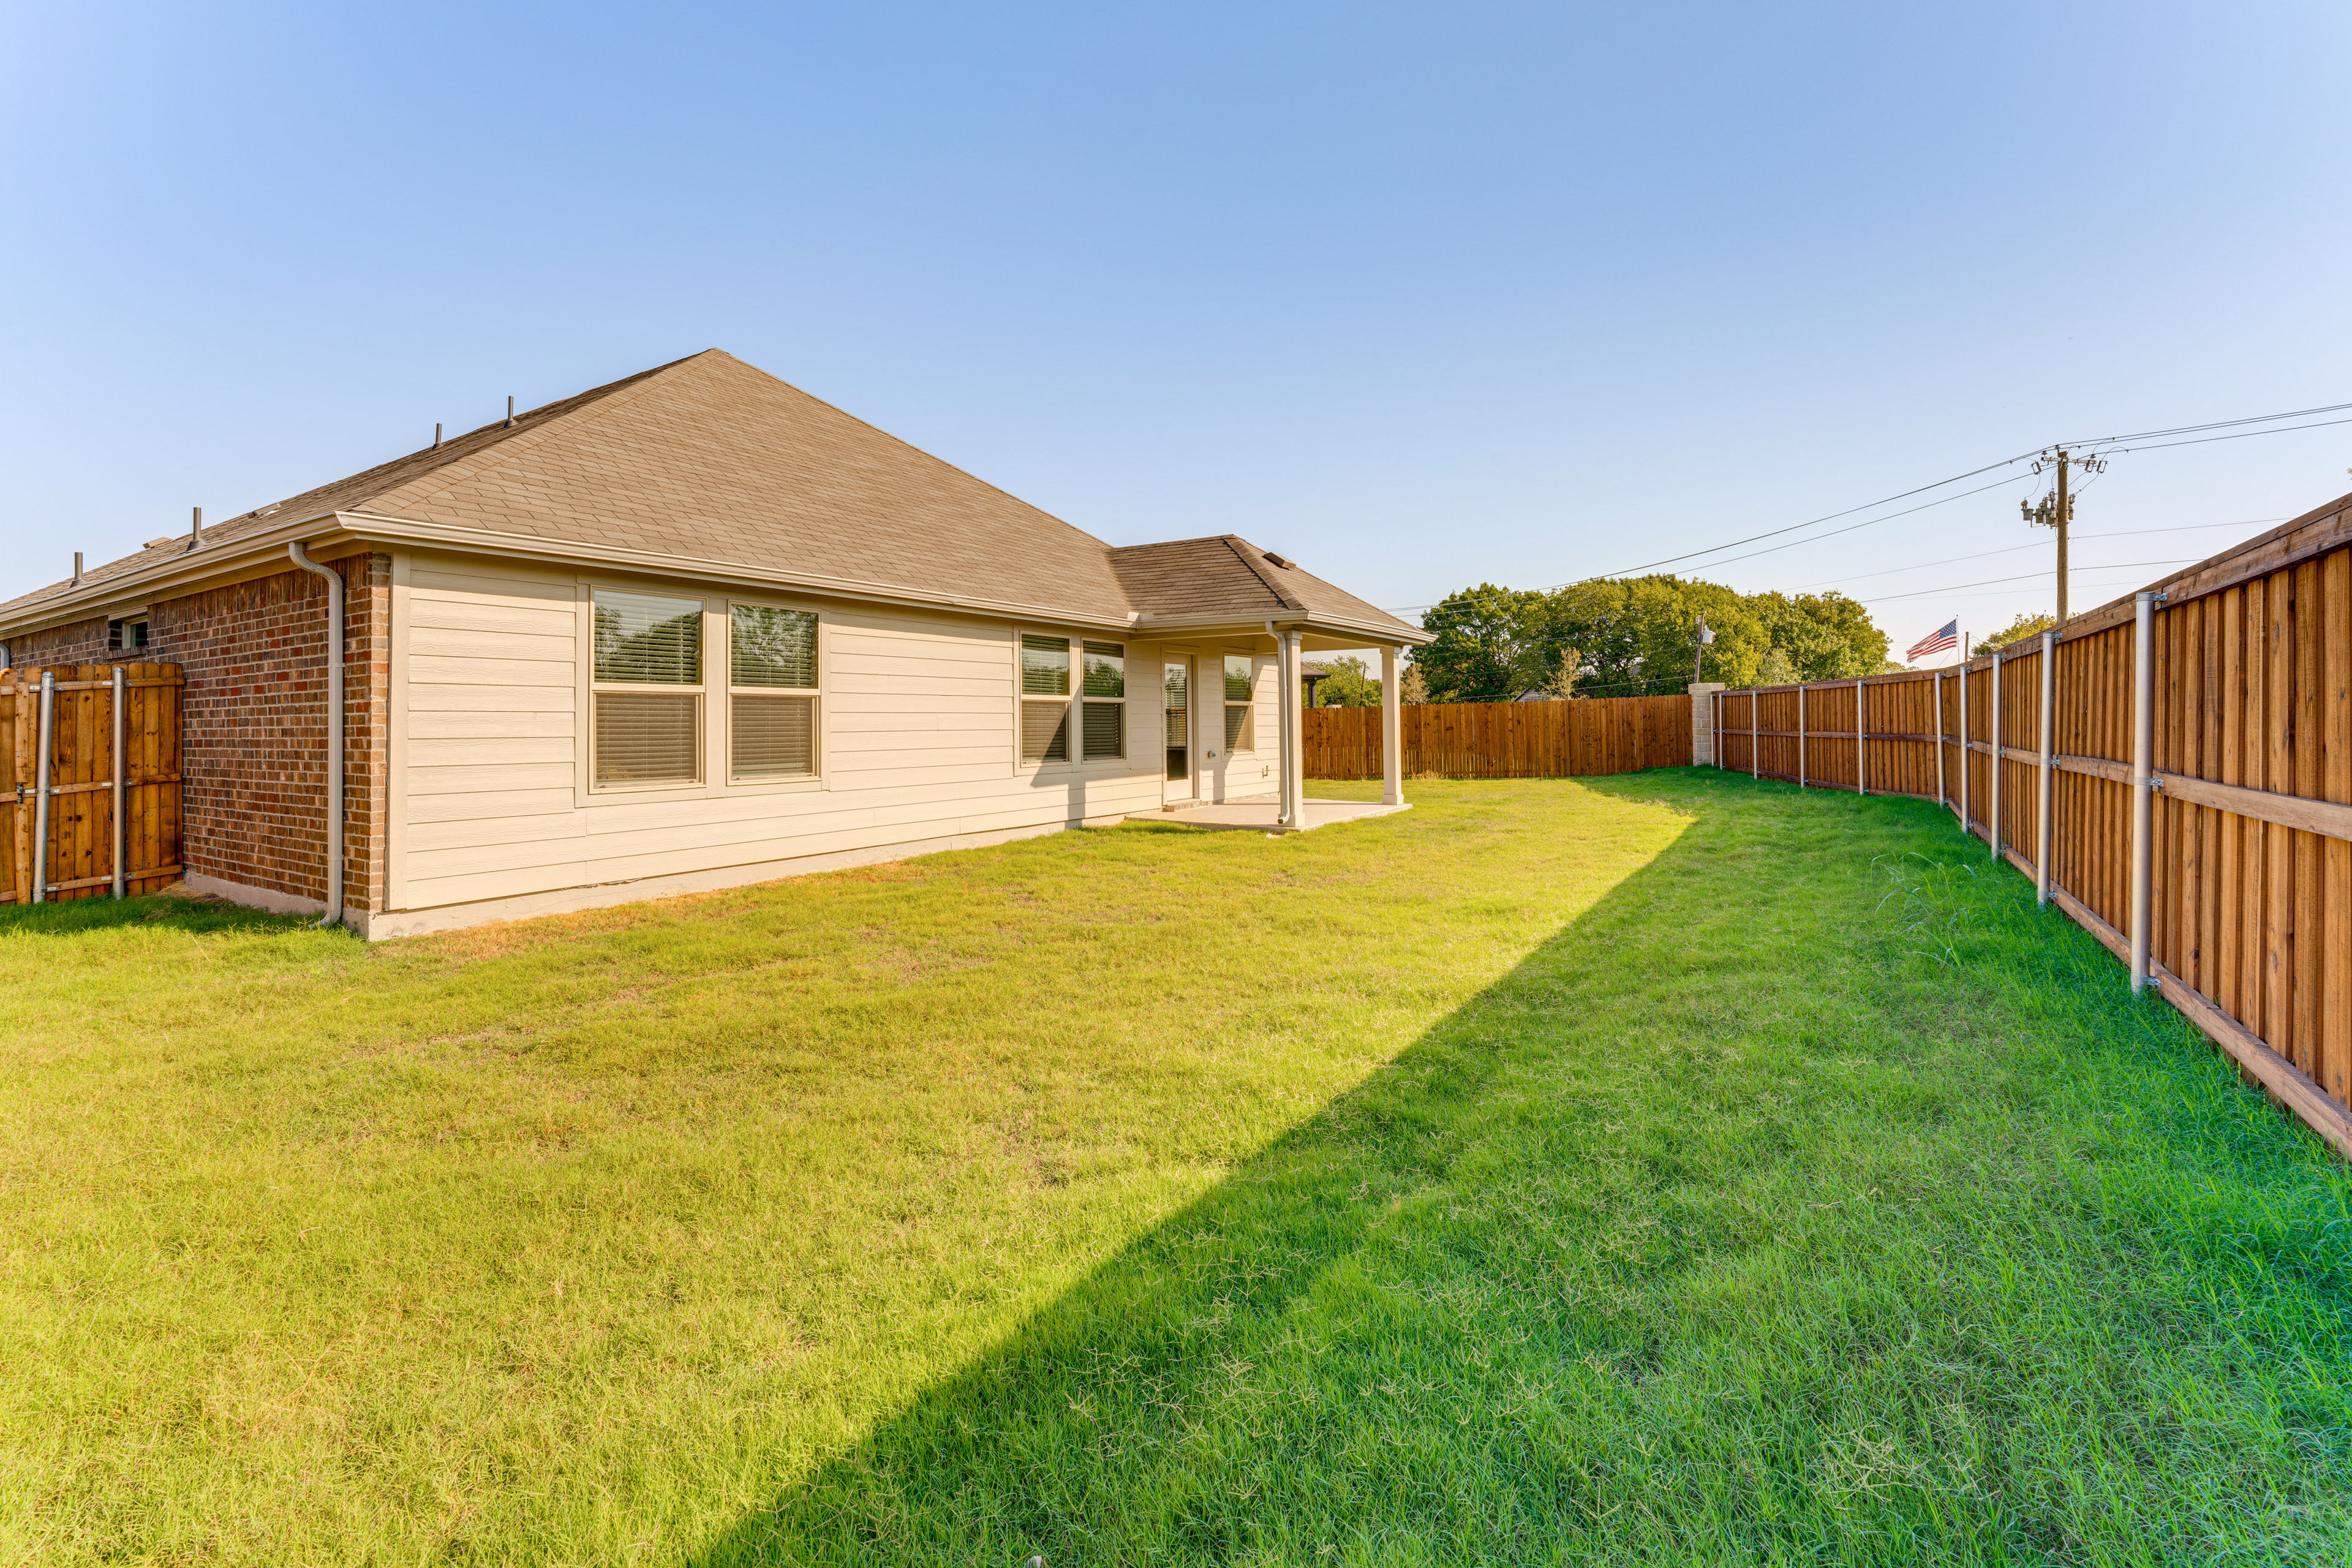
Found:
[2,350,1423,639]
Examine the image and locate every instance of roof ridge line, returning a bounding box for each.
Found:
[1222,536,1306,611]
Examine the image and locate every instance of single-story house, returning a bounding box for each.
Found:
[0,350,1427,937]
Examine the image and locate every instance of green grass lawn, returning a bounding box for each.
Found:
[3,772,2348,1566]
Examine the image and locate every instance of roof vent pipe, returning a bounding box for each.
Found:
[287,541,345,930]
[504,396,514,429]
[434,422,442,449]
[186,506,202,554]
[72,552,83,587]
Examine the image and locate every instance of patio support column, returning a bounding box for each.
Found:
[1382,646,1404,805]
[1278,629,1306,829]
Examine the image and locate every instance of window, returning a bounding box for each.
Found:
[1020,634,1071,762]
[730,605,819,780]
[1081,641,1125,760]
[108,618,149,652]
[1224,654,1256,752]
[593,589,704,786]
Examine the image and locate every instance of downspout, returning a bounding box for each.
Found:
[288,543,344,929]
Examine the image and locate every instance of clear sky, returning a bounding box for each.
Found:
[7,2,2349,665]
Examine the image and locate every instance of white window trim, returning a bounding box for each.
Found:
[726,597,828,791]
[1017,630,1137,772]
[574,583,834,805]
[585,585,711,797]
[1223,651,1261,756]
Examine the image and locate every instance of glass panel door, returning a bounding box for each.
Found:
[1164,661,1189,784]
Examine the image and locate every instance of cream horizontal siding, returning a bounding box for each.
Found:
[391,565,1167,914]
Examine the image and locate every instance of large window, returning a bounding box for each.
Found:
[1081,641,1125,761]
[1020,634,1071,762]
[594,589,704,786]
[731,605,819,781]
[1224,654,1256,752]
[1020,635,1128,764]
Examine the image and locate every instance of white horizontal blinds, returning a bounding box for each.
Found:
[1224,654,1256,752]
[593,589,703,786]
[1020,634,1071,763]
[596,693,700,783]
[734,698,813,778]
[1081,641,1125,760]
[731,605,819,781]
[1164,660,1189,781]
[732,605,816,688]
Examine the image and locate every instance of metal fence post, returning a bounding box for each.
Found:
[1932,670,1946,813]
[2130,591,2159,992]
[1989,652,2002,861]
[1855,679,1866,796]
[110,665,126,899]
[1796,684,1807,788]
[1958,658,1970,837]
[31,670,53,904]
[2036,630,2055,907]
[1750,691,1758,780]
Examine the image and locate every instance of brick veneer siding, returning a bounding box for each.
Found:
[143,554,392,913]
[8,616,109,666]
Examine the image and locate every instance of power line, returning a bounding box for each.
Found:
[1382,390,2352,619]
[1860,559,2190,603]
[2086,413,2352,457]
[1580,451,2043,579]
[1785,518,2284,593]
[2060,398,2352,449]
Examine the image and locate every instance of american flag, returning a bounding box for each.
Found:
[1906,620,1959,662]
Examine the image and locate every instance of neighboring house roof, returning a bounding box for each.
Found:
[1,350,1427,644]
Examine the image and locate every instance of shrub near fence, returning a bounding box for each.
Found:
[1714,488,2352,1157]
[1305,695,1689,780]
[1,663,184,905]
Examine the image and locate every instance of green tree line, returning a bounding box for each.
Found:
[1405,575,1895,704]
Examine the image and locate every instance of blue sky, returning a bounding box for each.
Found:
[6,2,2349,661]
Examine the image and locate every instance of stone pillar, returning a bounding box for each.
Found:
[1687,681,1726,766]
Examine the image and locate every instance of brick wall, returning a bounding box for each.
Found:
[8,616,108,666]
[145,554,391,913]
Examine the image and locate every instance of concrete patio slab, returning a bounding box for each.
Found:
[1128,797,1410,833]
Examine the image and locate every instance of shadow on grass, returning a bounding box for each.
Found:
[690,772,2352,1566]
[0,891,319,939]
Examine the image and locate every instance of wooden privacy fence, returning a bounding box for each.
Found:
[1711,489,2352,1157]
[1305,695,1689,779]
[1,663,183,905]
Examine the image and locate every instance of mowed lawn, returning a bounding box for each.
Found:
[3,775,2349,1566]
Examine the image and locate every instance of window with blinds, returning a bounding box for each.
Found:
[731,605,820,781]
[1224,654,1256,752]
[1020,633,1072,762]
[1080,641,1124,760]
[593,589,704,786]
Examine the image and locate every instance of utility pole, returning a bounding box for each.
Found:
[1691,613,1714,682]
[2023,447,2104,623]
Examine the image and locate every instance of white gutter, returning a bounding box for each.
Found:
[287,542,344,929]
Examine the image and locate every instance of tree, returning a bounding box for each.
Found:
[1410,584,1555,703]
[1979,611,2056,652]
[1409,573,1893,701]
[1310,655,1383,707]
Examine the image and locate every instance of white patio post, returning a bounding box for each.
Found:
[1382,646,1405,805]
[1284,629,1307,827]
